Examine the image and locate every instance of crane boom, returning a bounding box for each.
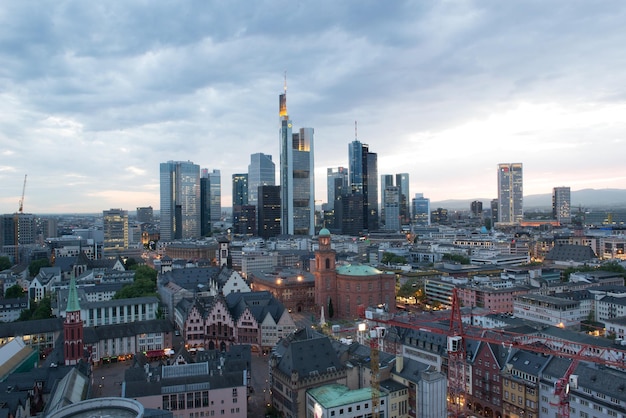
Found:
[18,174,27,213]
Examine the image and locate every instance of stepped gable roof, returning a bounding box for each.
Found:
[214,267,233,287]
[274,332,343,378]
[545,244,597,262]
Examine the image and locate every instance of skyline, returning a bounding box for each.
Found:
[2,1,626,214]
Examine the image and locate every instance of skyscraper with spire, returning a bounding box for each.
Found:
[348,122,378,232]
[279,76,315,235]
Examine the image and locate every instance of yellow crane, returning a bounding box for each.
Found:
[14,174,27,264]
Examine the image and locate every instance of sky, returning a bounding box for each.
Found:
[1,1,626,214]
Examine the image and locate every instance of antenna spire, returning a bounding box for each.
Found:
[284,71,287,93]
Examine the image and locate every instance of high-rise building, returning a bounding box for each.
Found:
[232,173,248,207]
[471,201,483,218]
[136,206,154,224]
[278,82,315,235]
[200,169,221,236]
[411,193,430,226]
[380,174,394,225]
[248,153,275,207]
[490,199,499,229]
[497,163,524,224]
[160,160,200,241]
[383,186,401,231]
[257,185,281,239]
[348,139,378,232]
[326,167,349,211]
[552,186,571,224]
[102,209,129,254]
[396,173,410,224]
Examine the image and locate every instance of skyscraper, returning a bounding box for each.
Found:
[348,139,378,232]
[326,167,349,211]
[383,186,401,231]
[396,173,410,224]
[258,185,281,239]
[160,160,200,240]
[279,81,315,235]
[232,173,249,235]
[248,153,275,206]
[380,174,394,225]
[136,206,154,224]
[200,169,221,236]
[411,193,430,226]
[232,173,248,207]
[552,186,571,224]
[497,163,523,224]
[102,208,129,254]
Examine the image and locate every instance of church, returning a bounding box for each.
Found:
[313,228,396,320]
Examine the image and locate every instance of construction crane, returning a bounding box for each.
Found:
[370,327,381,418]
[365,288,626,418]
[13,174,27,264]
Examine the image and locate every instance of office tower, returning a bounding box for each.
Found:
[200,168,221,236]
[278,82,315,235]
[348,139,378,232]
[396,173,410,224]
[552,186,571,224]
[380,174,394,225]
[248,153,275,206]
[136,206,154,224]
[102,209,129,253]
[258,185,281,239]
[340,194,365,236]
[411,193,430,226]
[383,186,401,231]
[471,201,483,218]
[490,199,499,229]
[233,205,256,236]
[431,207,448,224]
[326,167,349,211]
[497,163,524,224]
[160,160,200,241]
[232,174,248,207]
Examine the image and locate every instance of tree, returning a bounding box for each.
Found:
[381,252,407,265]
[29,258,51,277]
[32,296,53,320]
[0,256,11,271]
[4,284,25,299]
[442,253,470,264]
[113,265,158,299]
[124,257,138,270]
[328,298,334,319]
[397,278,421,298]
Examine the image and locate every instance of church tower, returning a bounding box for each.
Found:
[314,228,337,314]
[64,278,84,365]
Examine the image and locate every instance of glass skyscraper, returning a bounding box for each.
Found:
[497,163,523,224]
[248,153,275,206]
[279,84,315,235]
[552,186,571,224]
[160,160,200,240]
[348,139,378,232]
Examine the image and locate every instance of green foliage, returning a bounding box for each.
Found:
[16,296,53,321]
[381,252,407,265]
[113,265,158,299]
[328,298,334,319]
[0,256,11,271]
[29,258,51,277]
[397,278,421,298]
[124,257,138,270]
[563,262,626,282]
[4,284,25,299]
[442,253,470,264]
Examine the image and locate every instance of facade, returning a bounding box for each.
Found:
[248,152,275,207]
[200,168,221,236]
[396,173,410,225]
[327,167,349,210]
[552,186,571,224]
[383,185,401,231]
[306,384,388,418]
[348,139,378,232]
[102,208,129,254]
[232,173,248,207]
[160,160,201,240]
[497,163,523,224]
[64,278,84,366]
[411,193,430,226]
[232,173,251,235]
[313,229,396,320]
[501,350,547,418]
[279,85,315,235]
[381,174,394,226]
[458,285,529,313]
[248,268,315,313]
[513,294,585,328]
[471,201,483,218]
[257,185,281,239]
[136,206,154,224]
[59,296,160,327]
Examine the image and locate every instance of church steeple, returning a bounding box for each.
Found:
[64,278,84,365]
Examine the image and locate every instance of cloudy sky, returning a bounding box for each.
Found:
[1,1,625,214]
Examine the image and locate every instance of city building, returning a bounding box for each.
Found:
[326,167,349,231]
[396,173,410,225]
[64,278,84,366]
[513,293,585,328]
[257,185,281,239]
[102,208,129,255]
[232,173,251,235]
[313,228,396,320]
[306,384,388,418]
[136,206,154,224]
[349,138,378,232]
[160,160,201,240]
[248,268,315,313]
[247,152,275,207]
[501,350,547,418]
[552,186,571,224]
[201,168,221,236]
[497,163,523,224]
[381,174,394,226]
[278,82,315,235]
[471,201,483,218]
[411,193,430,226]
[383,185,401,231]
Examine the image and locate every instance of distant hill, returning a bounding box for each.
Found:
[432,189,626,210]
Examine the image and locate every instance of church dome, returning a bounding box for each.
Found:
[319,228,331,237]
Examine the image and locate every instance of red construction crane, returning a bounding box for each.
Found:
[365,288,626,418]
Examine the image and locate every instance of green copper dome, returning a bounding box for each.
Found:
[319,228,331,237]
[336,264,382,276]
